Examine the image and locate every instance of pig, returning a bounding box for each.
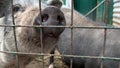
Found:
[57,27,120,68]
[47,0,62,8]
[47,0,120,68]
[57,4,120,68]
[0,0,7,17]
[0,0,66,68]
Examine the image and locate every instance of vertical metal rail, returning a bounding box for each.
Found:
[11,0,20,68]
[100,0,109,68]
[100,29,107,68]
[70,0,74,68]
[39,0,44,68]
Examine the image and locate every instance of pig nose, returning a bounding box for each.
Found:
[49,19,60,25]
[34,16,41,25]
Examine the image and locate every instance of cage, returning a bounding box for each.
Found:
[0,0,120,68]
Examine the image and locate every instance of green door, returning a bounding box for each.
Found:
[74,0,97,21]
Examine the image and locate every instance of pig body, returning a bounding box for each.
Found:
[57,7,120,68]
[0,0,66,68]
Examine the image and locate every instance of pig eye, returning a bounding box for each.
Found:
[42,14,49,22]
[13,4,21,12]
[57,15,63,23]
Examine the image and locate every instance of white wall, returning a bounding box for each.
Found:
[65,0,71,8]
[113,0,120,26]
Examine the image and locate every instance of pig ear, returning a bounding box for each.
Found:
[0,0,6,17]
[47,0,63,8]
[0,11,5,18]
[0,0,10,18]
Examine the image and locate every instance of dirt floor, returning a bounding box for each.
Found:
[0,50,69,68]
[26,56,68,68]
[26,50,69,68]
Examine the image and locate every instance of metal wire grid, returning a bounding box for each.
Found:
[0,0,120,68]
[10,0,20,68]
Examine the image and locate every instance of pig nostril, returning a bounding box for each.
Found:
[34,16,41,25]
[42,14,49,22]
[57,15,63,24]
[13,4,22,12]
[48,33,54,37]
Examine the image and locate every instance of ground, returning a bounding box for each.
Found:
[26,50,69,68]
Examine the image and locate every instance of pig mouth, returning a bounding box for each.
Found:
[47,32,58,38]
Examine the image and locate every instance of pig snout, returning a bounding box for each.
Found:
[34,6,66,38]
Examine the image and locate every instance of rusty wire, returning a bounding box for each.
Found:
[70,0,74,68]
[85,0,105,17]
[11,0,20,68]
[1,24,120,29]
[0,0,120,68]
[0,51,120,61]
[39,0,45,68]
[100,0,110,68]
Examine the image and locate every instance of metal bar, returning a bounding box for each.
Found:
[100,0,109,67]
[114,0,120,3]
[11,0,20,68]
[1,25,120,29]
[0,51,120,61]
[114,6,120,8]
[113,16,120,18]
[113,11,120,13]
[70,0,74,68]
[96,0,105,22]
[113,18,120,24]
[100,29,107,68]
[85,0,105,16]
[39,0,44,68]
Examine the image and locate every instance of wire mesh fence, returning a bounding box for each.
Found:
[0,0,120,68]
